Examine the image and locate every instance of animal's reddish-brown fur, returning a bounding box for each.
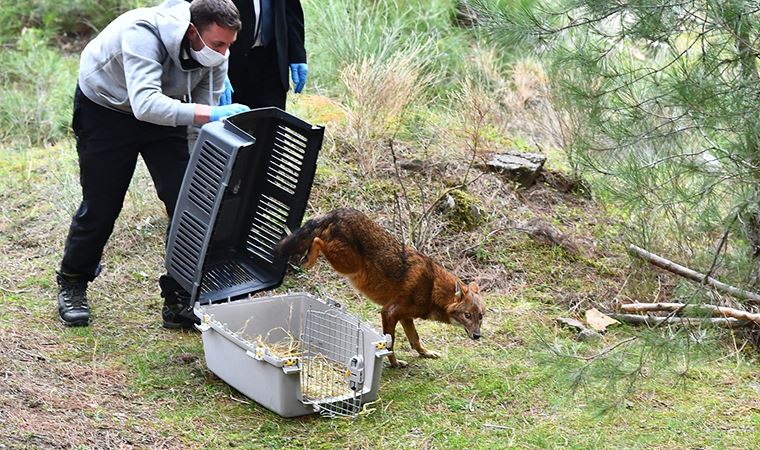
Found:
[277,208,485,367]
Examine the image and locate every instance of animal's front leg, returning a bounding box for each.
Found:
[381,308,407,368]
[400,318,440,359]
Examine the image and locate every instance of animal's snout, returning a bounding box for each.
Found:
[472,332,481,340]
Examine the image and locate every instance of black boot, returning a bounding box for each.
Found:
[56,272,90,327]
[159,275,200,330]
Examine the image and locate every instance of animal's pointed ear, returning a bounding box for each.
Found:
[455,282,462,301]
[468,282,480,294]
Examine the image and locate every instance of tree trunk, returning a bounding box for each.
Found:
[731,1,760,283]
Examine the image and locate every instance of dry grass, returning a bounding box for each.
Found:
[464,47,570,156]
[338,50,432,174]
[254,331,300,358]
[0,327,181,449]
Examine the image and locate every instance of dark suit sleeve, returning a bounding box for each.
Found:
[286,0,307,63]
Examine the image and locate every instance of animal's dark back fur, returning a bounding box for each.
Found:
[277,208,416,282]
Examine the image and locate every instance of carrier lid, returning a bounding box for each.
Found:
[165,108,324,304]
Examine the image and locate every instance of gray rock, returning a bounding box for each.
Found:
[486,151,547,188]
[575,329,602,342]
[556,317,586,332]
[436,193,456,213]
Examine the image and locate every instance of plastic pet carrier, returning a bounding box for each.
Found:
[166,108,323,304]
[195,293,391,418]
[165,108,391,418]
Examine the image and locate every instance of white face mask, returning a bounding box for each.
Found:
[190,25,229,67]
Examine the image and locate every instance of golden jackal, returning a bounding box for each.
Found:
[277,208,485,367]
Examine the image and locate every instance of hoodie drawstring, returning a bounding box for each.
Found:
[185,69,214,106]
[208,69,213,106]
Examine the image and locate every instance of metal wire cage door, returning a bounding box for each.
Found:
[299,307,365,418]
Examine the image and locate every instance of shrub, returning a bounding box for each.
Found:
[0,0,150,45]
[0,29,78,148]
[338,49,433,173]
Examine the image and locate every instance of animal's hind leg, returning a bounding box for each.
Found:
[381,308,407,368]
[304,237,324,269]
[400,318,440,359]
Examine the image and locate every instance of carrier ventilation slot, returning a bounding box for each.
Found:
[266,125,307,195]
[169,211,207,284]
[187,141,228,216]
[200,260,259,294]
[245,195,291,263]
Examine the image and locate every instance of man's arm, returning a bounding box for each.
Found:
[194,104,212,124]
[122,21,197,127]
[285,0,306,63]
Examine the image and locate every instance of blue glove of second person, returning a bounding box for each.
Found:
[290,63,308,94]
[210,103,250,122]
[219,76,234,106]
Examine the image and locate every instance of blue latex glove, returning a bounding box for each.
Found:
[219,76,233,106]
[290,63,308,94]
[210,103,250,121]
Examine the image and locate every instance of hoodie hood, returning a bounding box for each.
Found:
[153,0,193,70]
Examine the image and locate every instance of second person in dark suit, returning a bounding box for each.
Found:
[226,0,307,109]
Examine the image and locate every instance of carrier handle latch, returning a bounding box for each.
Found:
[347,355,364,391]
[246,348,302,374]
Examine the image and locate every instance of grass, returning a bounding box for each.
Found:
[0,29,79,147]
[3,136,760,449]
[0,0,150,45]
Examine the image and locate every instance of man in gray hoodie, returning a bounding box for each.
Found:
[57,0,248,329]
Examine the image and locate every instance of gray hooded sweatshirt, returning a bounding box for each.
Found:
[78,0,225,127]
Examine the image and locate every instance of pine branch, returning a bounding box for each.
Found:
[628,244,760,304]
[620,302,760,324]
[610,313,750,329]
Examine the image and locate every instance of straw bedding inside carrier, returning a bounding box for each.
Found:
[248,335,352,401]
[300,353,355,401]
[255,333,300,357]
[234,312,356,401]
[253,333,353,400]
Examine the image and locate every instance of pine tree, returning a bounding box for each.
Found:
[472,0,760,286]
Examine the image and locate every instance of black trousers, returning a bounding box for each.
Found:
[60,87,190,281]
[228,43,288,110]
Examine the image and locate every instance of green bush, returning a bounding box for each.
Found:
[0,28,78,148]
[0,0,152,45]
[304,0,469,95]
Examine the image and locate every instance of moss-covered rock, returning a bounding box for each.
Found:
[438,188,484,231]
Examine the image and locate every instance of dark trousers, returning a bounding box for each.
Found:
[60,87,190,281]
[228,44,288,110]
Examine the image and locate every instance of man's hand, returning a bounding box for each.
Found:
[219,76,234,106]
[210,103,250,121]
[290,63,308,94]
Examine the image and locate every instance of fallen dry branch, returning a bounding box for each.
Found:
[621,302,760,324]
[609,313,750,329]
[627,244,760,305]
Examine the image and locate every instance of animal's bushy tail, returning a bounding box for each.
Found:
[276,212,333,262]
